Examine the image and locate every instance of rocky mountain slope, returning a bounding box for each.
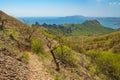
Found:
[0,48,29,80]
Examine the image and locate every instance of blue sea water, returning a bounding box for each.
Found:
[17,17,120,29]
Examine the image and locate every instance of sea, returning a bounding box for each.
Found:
[17,17,120,29]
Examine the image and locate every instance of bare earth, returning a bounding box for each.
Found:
[28,52,54,80]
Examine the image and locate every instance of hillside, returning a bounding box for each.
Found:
[0,11,102,80]
[1,11,120,80]
[33,22,120,80]
[0,10,25,29]
[0,11,54,80]
[0,10,30,80]
[38,20,114,36]
[83,31,120,53]
[64,20,114,36]
[61,30,120,80]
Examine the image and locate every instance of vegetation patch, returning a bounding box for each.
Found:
[86,50,120,80]
[54,46,78,67]
[31,39,43,54]
[54,73,66,80]
[18,52,29,64]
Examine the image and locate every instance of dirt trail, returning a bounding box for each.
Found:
[28,52,54,80]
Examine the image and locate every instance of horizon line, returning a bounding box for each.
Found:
[15,15,120,18]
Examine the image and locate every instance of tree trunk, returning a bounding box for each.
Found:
[50,50,60,71]
[0,20,7,30]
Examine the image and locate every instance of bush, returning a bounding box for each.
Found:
[111,44,120,53]
[6,29,19,38]
[72,44,86,53]
[54,46,78,67]
[54,73,66,80]
[31,39,42,54]
[86,50,120,80]
[18,52,29,64]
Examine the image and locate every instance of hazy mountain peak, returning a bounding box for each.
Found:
[65,15,85,18]
[83,20,100,25]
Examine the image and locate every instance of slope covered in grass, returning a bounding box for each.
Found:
[0,10,102,80]
[83,31,120,53]
[38,20,114,36]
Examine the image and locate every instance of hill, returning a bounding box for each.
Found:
[0,11,101,80]
[1,11,120,80]
[39,20,114,36]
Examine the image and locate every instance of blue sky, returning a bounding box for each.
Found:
[0,0,120,17]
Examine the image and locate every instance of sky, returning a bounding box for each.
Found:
[0,0,120,17]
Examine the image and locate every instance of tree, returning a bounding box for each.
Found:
[45,37,60,71]
[19,24,38,43]
[54,35,65,55]
[0,13,7,30]
[26,26,38,42]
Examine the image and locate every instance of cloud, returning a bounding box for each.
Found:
[109,2,120,5]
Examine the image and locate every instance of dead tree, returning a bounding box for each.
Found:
[19,24,38,43]
[45,37,60,71]
[26,26,38,42]
[0,14,7,30]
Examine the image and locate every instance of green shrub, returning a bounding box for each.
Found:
[18,52,29,64]
[6,29,19,38]
[54,46,78,67]
[86,50,120,80]
[72,44,86,53]
[54,73,66,80]
[31,39,42,54]
[111,45,120,53]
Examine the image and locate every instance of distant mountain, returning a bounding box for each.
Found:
[18,16,86,25]
[39,20,114,36]
[62,15,86,19]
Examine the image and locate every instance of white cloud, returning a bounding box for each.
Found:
[109,2,120,5]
